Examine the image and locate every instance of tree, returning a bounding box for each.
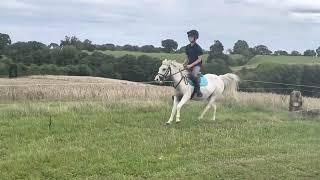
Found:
[83,39,95,52]
[176,46,186,53]
[226,49,233,54]
[58,45,79,65]
[209,40,224,58]
[60,36,83,49]
[8,63,18,78]
[123,44,134,51]
[274,50,288,56]
[48,43,59,49]
[161,39,178,53]
[291,51,301,56]
[253,45,272,55]
[316,47,320,57]
[78,64,93,76]
[32,47,51,65]
[303,50,316,57]
[233,40,250,56]
[104,44,115,51]
[203,58,231,75]
[0,33,11,53]
[4,41,47,65]
[140,45,155,53]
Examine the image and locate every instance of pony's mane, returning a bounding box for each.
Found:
[162,59,188,76]
[162,59,184,68]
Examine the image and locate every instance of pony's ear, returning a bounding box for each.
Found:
[162,59,168,64]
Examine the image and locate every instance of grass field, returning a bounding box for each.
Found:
[1,76,320,179]
[248,55,320,65]
[232,55,320,72]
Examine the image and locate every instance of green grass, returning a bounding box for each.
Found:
[232,55,320,72]
[248,55,320,65]
[87,50,209,63]
[1,100,320,179]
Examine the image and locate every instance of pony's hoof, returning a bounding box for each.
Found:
[176,121,181,124]
[198,117,203,121]
[165,122,171,126]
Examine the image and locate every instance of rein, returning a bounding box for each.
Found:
[157,66,189,89]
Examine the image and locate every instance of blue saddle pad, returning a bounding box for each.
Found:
[188,75,208,87]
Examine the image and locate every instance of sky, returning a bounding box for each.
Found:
[1,0,320,52]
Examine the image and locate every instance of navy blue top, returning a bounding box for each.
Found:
[185,43,203,66]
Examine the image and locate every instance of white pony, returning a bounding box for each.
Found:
[154,59,240,125]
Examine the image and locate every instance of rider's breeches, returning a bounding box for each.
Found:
[190,66,201,78]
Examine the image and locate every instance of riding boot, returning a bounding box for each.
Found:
[195,76,202,97]
[189,75,197,96]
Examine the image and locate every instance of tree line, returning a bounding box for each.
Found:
[2,32,320,97]
[228,40,320,57]
[48,35,180,53]
[0,34,162,81]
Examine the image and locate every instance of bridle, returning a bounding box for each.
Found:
[157,65,189,89]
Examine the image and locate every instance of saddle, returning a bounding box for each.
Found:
[188,74,208,99]
[187,74,208,87]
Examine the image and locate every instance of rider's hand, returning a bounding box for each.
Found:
[186,65,193,69]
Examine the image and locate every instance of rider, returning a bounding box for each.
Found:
[184,30,203,97]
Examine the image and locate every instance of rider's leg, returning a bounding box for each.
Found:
[192,66,202,97]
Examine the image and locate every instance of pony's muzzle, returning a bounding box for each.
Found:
[154,75,164,84]
[154,75,160,82]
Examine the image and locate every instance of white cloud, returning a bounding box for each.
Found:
[0,0,37,10]
[225,0,320,23]
[0,0,319,52]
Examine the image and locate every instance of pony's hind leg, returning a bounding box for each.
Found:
[166,96,179,125]
[198,96,217,120]
[212,103,217,121]
[198,103,211,120]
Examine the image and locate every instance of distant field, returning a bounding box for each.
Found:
[248,55,320,65]
[86,50,209,63]
[232,55,320,72]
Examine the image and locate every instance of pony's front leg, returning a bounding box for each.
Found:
[176,95,191,123]
[166,96,179,125]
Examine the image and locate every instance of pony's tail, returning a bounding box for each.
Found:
[219,73,240,99]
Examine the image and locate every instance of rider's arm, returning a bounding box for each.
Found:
[189,45,203,67]
[183,58,188,66]
[189,55,202,67]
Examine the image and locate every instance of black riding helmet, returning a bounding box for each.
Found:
[187,30,199,39]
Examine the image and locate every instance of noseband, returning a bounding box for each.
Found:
[157,66,172,81]
[157,66,188,89]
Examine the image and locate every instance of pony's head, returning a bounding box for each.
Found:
[154,59,183,82]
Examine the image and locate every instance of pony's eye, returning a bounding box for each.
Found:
[162,68,166,71]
